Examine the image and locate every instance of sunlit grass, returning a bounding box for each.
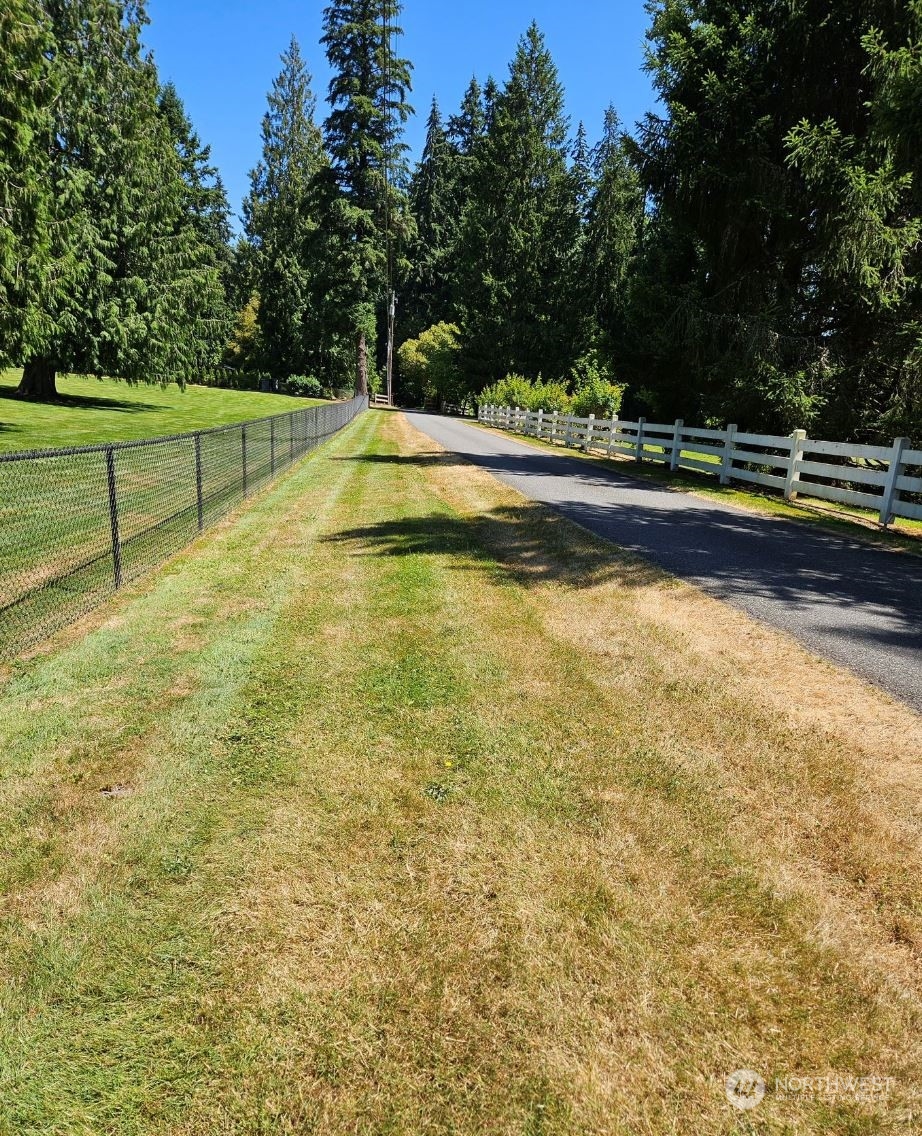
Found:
[0,369,324,454]
[0,410,920,1133]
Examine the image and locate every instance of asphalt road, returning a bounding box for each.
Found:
[405,412,922,712]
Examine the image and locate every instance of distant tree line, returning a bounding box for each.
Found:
[3,0,922,443]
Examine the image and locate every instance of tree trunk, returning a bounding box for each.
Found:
[16,358,59,401]
[356,328,369,397]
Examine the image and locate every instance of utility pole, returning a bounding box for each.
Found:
[386,290,396,406]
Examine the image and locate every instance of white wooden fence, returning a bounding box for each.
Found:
[478,405,922,527]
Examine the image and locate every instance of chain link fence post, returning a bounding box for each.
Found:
[104,446,123,590]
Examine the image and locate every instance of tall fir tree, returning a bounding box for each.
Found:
[0,1,55,383]
[581,108,643,368]
[319,0,413,394]
[457,24,582,387]
[244,37,328,379]
[4,0,218,400]
[158,82,234,379]
[403,98,463,338]
[447,77,486,158]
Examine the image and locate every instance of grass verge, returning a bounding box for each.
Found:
[0,369,323,454]
[0,409,920,1134]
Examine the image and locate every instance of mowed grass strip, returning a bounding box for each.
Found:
[0,410,920,1134]
[0,369,324,454]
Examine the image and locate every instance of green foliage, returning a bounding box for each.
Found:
[569,353,625,418]
[243,38,329,381]
[320,0,414,394]
[1,0,234,400]
[397,323,464,406]
[480,374,571,413]
[456,24,583,387]
[285,375,324,398]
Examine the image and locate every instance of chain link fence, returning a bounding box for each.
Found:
[0,395,367,661]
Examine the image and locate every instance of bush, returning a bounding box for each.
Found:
[480,374,572,413]
[568,352,625,419]
[570,375,625,419]
[285,375,324,398]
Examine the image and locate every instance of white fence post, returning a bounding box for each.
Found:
[536,408,544,439]
[636,417,646,463]
[565,414,574,448]
[879,437,908,527]
[720,424,737,485]
[607,415,619,456]
[670,419,684,471]
[784,430,807,501]
[551,410,558,443]
[583,413,595,452]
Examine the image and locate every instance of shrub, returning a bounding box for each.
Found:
[480,374,572,413]
[570,375,625,419]
[285,375,324,398]
[568,352,625,419]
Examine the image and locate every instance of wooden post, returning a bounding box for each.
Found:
[879,437,908,527]
[536,408,544,439]
[551,410,559,444]
[607,415,619,457]
[636,417,646,463]
[670,420,683,471]
[565,414,574,448]
[720,424,737,485]
[784,430,807,501]
[583,413,595,452]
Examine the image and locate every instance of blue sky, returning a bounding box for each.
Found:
[144,1,657,227]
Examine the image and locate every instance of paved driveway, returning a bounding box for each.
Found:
[405,412,922,712]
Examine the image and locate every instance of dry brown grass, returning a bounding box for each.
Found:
[1,410,920,1135]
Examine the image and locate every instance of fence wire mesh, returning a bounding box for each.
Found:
[0,395,367,660]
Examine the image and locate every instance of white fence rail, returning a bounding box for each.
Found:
[478,405,922,527]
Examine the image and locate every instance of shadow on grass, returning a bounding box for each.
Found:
[323,502,663,592]
[0,387,161,414]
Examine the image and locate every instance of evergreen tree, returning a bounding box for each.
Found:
[631,0,911,434]
[319,0,413,394]
[158,82,234,379]
[582,108,643,367]
[457,24,582,387]
[244,37,328,379]
[571,121,593,223]
[447,77,486,157]
[4,0,217,401]
[404,98,462,337]
[0,0,54,383]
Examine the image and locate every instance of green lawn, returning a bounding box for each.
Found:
[1,410,920,1133]
[0,369,324,454]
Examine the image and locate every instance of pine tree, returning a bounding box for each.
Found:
[244,37,328,379]
[457,24,582,387]
[404,98,463,337]
[0,0,54,382]
[571,121,593,223]
[158,82,234,379]
[319,0,413,394]
[582,108,643,364]
[448,77,486,159]
[6,0,218,401]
